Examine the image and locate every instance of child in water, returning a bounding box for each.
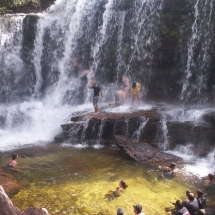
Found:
[106,180,128,197]
[7,153,18,168]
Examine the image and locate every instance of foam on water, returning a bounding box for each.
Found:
[166,145,215,178]
[0,102,92,151]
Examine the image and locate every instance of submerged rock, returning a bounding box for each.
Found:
[114,135,182,166]
[0,168,22,196]
[22,208,49,215]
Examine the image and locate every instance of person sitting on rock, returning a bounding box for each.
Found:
[7,153,18,168]
[196,189,206,215]
[205,173,213,186]
[182,192,199,215]
[106,180,128,197]
[109,90,126,106]
[162,162,178,178]
[168,199,190,215]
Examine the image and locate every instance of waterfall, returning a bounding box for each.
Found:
[1,0,215,168]
[131,116,149,142]
[81,118,90,144]
[0,15,26,102]
[159,119,168,150]
[181,0,214,103]
[96,119,105,145]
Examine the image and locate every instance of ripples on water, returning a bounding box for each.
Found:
[1,144,214,215]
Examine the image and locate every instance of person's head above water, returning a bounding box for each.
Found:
[117,208,124,215]
[12,153,18,160]
[119,180,128,189]
[169,162,176,169]
[133,204,142,214]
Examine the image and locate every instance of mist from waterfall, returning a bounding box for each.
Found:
[1,0,215,178]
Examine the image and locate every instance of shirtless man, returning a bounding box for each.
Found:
[109,90,126,106]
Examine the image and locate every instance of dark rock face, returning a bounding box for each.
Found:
[167,120,215,155]
[114,135,182,166]
[58,109,161,143]
[56,108,215,157]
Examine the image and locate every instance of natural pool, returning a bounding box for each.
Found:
[1,143,214,215]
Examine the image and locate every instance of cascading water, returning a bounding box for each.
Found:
[96,118,105,145]
[1,0,215,179]
[131,116,149,142]
[180,0,215,103]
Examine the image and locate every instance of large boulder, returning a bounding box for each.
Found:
[0,185,49,215]
[0,185,22,215]
[114,135,182,166]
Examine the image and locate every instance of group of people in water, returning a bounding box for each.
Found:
[88,75,141,114]
[108,161,214,215]
[5,153,215,214]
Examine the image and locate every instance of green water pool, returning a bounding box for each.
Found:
[0,144,214,215]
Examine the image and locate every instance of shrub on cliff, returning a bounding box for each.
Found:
[0,0,54,15]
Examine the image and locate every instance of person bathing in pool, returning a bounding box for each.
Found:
[7,153,18,168]
[106,180,128,197]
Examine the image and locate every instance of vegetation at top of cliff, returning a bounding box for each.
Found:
[0,0,55,15]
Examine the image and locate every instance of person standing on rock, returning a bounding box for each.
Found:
[88,81,102,114]
[131,82,141,106]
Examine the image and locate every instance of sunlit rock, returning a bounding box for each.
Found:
[22,207,49,215]
[0,185,22,215]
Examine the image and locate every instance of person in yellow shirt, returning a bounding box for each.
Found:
[131,82,141,106]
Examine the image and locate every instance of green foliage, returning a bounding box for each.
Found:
[0,0,40,15]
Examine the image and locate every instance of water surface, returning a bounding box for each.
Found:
[1,143,214,215]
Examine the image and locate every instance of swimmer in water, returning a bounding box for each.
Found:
[106,180,128,197]
[205,174,213,186]
[7,153,18,168]
[162,162,178,178]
